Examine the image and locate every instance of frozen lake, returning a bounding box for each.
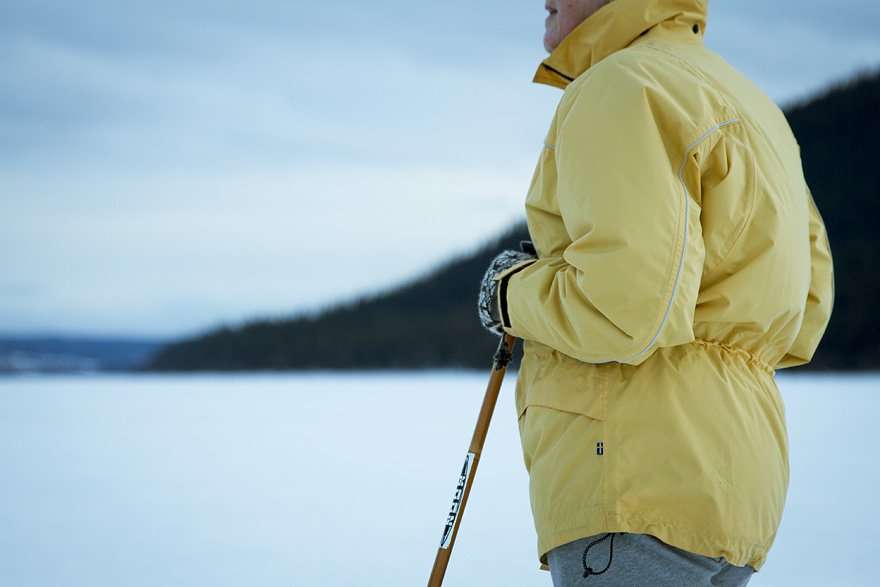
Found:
[0,371,877,586]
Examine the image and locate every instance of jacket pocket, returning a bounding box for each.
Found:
[515,344,608,479]
[516,344,608,423]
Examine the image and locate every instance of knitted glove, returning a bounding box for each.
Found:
[478,241,538,336]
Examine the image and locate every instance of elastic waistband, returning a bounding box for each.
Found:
[690,339,775,375]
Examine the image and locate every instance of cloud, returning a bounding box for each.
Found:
[2,25,550,169]
[707,1,880,103]
[0,160,530,337]
[1,0,877,336]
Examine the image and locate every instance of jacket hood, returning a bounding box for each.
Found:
[534,0,709,89]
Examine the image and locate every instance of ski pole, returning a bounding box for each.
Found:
[427,333,517,587]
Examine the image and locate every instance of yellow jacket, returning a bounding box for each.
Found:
[493,0,834,572]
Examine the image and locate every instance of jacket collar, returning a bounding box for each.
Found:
[534,0,709,89]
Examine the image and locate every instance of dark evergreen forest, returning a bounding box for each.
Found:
[144,70,880,372]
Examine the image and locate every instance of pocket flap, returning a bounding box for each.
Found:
[518,379,607,420]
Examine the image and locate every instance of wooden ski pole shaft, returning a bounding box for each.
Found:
[427,333,517,587]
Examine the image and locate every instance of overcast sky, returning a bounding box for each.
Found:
[2,0,878,339]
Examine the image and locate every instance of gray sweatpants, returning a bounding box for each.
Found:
[547,532,756,586]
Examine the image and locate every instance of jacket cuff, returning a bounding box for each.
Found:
[494,259,538,332]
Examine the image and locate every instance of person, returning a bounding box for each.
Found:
[476,0,835,585]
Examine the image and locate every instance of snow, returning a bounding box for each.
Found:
[0,371,877,586]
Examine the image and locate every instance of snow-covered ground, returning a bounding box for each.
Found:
[0,371,876,586]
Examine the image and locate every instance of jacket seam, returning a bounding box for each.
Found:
[619,119,740,363]
[710,129,759,271]
[542,511,772,553]
[537,509,772,570]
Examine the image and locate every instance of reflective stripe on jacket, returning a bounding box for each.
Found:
[492,0,834,572]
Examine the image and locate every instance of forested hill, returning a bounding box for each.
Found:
[782,70,879,369]
[144,69,880,372]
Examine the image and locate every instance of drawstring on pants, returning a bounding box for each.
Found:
[582,532,616,579]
